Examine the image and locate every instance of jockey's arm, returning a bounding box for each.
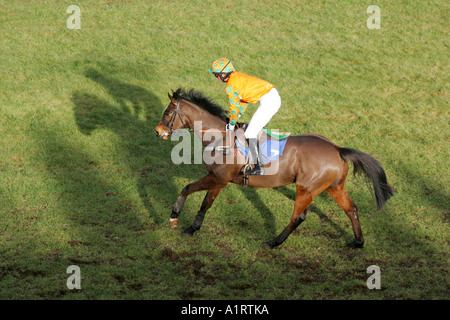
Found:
[226,86,247,126]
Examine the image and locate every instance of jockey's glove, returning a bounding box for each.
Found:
[226,123,235,132]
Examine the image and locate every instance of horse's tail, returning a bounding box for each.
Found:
[339,148,394,210]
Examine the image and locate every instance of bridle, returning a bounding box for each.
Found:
[161,98,188,132]
[159,96,240,154]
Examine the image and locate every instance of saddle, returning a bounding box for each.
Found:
[235,123,290,147]
[235,126,290,162]
[207,123,290,160]
[204,123,290,186]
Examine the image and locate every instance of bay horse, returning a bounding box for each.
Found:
[154,88,393,249]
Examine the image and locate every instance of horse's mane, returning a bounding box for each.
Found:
[173,88,228,122]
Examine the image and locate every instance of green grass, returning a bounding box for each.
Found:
[0,0,448,300]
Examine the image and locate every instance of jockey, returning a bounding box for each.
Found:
[208,58,281,175]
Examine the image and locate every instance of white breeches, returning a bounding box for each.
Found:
[244,88,281,139]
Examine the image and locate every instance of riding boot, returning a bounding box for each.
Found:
[246,138,265,175]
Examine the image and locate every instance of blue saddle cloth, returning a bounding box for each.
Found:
[235,138,288,164]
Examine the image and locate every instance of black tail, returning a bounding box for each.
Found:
[339,148,394,210]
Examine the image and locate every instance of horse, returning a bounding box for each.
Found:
[154,88,394,249]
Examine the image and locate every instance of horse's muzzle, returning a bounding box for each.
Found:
[154,124,171,140]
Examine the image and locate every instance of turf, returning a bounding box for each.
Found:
[0,0,448,300]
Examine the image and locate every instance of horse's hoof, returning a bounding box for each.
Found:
[347,241,364,249]
[169,218,179,228]
[261,242,272,250]
[181,226,195,237]
[181,232,192,237]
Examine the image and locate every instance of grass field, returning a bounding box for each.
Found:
[0,0,448,300]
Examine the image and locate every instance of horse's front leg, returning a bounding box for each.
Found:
[182,186,224,236]
[169,173,219,228]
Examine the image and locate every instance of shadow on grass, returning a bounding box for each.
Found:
[397,164,449,222]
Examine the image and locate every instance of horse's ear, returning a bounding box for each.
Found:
[168,90,178,103]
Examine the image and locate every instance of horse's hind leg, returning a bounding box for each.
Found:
[170,173,219,228]
[326,184,364,248]
[263,185,312,249]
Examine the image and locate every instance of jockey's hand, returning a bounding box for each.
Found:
[226,123,235,132]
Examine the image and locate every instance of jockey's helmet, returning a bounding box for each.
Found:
[208,58,235,74]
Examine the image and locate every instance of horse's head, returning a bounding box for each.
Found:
[154,91,189,140]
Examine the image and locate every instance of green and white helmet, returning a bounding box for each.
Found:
[208,58,236,73]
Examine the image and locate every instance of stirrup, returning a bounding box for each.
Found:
[214,145,233,155]
[246,164,265,176]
